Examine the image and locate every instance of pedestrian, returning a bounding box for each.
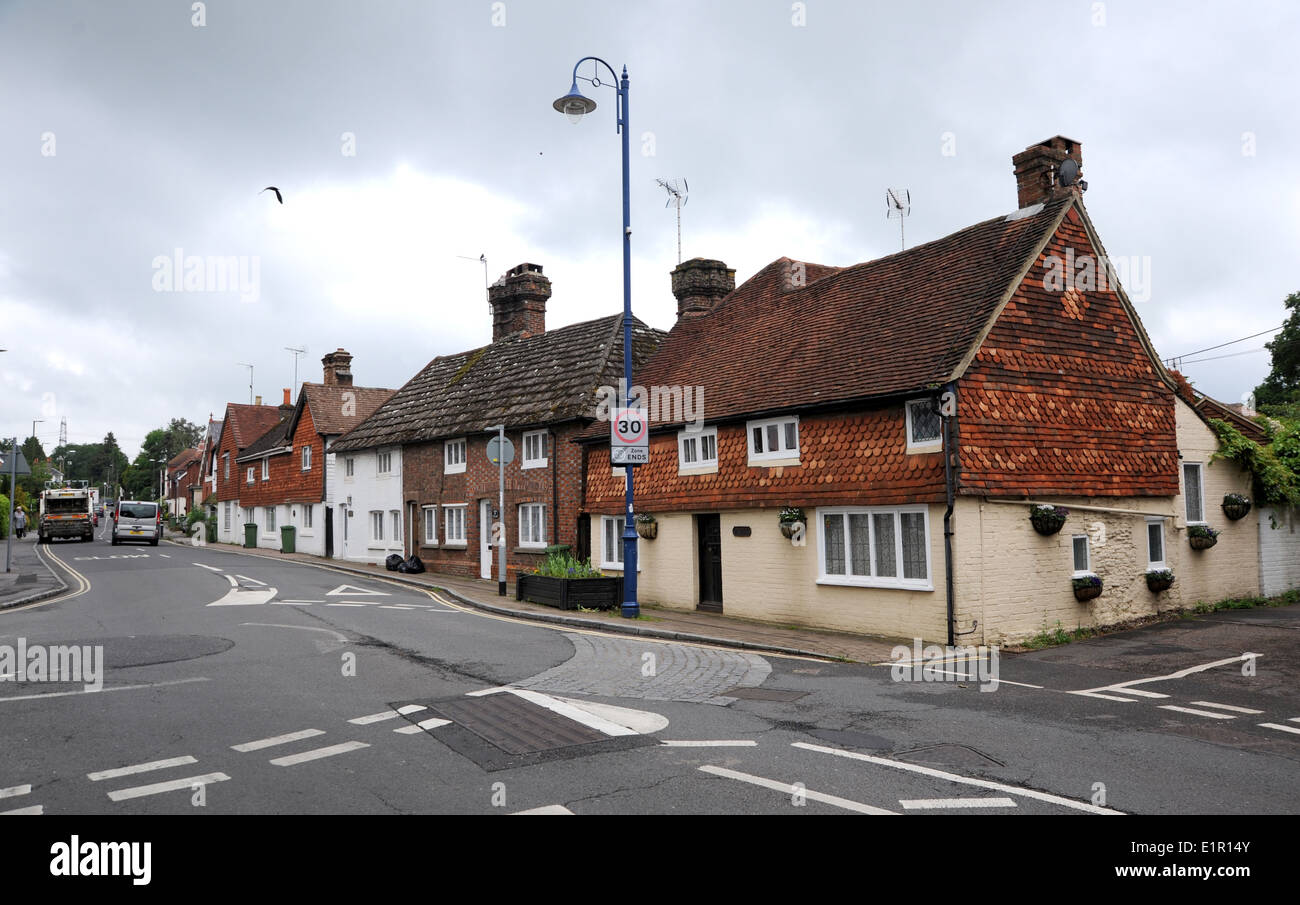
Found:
[14,507,27,539]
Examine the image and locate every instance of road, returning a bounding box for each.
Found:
[2,525,1298,816]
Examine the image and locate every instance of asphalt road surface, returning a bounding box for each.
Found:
[2,526,1297,816]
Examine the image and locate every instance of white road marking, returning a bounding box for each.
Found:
[1189,701,1264,715]
[0,805,43,815]
[549,696,670,734]
[326,584,389,597]
[208,585,278,606]
[1259,722,1300,736]
[466,686,510,697]
[394,718,452,734]
[88,755,198,781]
[349,710,402,725]
[231,729,326,752]
[397,704,427,714]
[1071,653,1260,702]
[380,605,416,610]
[108,772,230,802]
[0,785,32,799]
[699,765,898,815]
[506,689,638,737]
[900,797,1018,810]
[235,575,267,586]
[277,600,324,604]
[0,676,210,704]
[1071,692,1140,703]
[1110,688,1170,699]
[223,574,238,587]
[512,805,573,815]
[662,740,757,747]
[793,743,1125,815]
[1158,705,1237,720]
[906,667,1044,689]
[269,741,369,766]
[1288,717,1300,724]
[194,563,222,572]
[159,554,170,558]
[326,603,366,607]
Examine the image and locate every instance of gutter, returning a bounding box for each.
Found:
[942,383,957,647]
[984,498,1175,519]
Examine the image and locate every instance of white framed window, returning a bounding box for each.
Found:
[246,466,254,485]
[747,416,800,464]
[1146,518,1165,569]
[906,398,943,452]
[817,506,932,590]
[1072,534,1091,576]
[222,453,229,480]
[223,502,231,530]
[443,505,467,544]
[601,516,629,570]
[303,506,313,530]
[264,506,276,533]
[370,511,384,541]
[1183,462,1205,524]
[519,503,546,548]
[302,446,311,471]
[261,457,270,481]
[377,450,393,474]
[678,426,718,471]
[345,457,355,477]
[444,438,467,474]
[521,430,548,469]
[422,506,437,545]
[244,507,254,524]
[390,510,400,542]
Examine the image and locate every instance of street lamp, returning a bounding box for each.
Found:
[553,56,639,619]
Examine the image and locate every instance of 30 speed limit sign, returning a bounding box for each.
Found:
[611,407,649,465]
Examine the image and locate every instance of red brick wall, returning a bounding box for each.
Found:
[958,207,1179,497]
[271,406,326,505]
[402,422,588,579]
[584,407,947,514]
[214,423,245,504]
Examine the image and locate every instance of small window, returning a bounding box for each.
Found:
[445,439,467,474]
[246,466,254,485]
[444,505,467,543]
[390,510,400,542]
[265,506,276,532]
[222,453,229,480]
[522,431,548,469]
[747,416,800,463]
[302,446,312,471]
[345,457,355,477]
[906,399,943,451]
[1146,518,1165,568]
[303,506,313,529]
[223,502,231,530]
[261,457,270,481]
[370,511,384,541]
[519,503,546,548]
[1072,535,1091,575]
[377,451,393,474]
[423,506,437,544]
[678,427,718,470]
[601,516,627,570]
[1183,463,1205,523]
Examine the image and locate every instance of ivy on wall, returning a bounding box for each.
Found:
[1208,418,1300,509]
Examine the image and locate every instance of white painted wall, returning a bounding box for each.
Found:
[1259,507,1300,596]
[334,447,404,564]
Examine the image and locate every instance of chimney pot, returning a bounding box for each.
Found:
[255,395,262,406]
[671,258,735,320]
[322,348,354,387]
[1012,136,1083,209]
[488,263,551,342]
[283,388,291,406]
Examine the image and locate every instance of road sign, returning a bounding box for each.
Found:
[486,436,515,465]
[611,408,648,466]
[0,450,31,476]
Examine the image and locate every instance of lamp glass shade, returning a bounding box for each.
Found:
[553,84,596,124]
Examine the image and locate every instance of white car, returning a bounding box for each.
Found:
[111,500,162,546]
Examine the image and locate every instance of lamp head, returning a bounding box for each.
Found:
[553,82,596,124]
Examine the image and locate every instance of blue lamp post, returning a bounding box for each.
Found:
[553,57,639,619]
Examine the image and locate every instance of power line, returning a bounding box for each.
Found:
[1165,325,1282,363]
[1177,346,1269,366]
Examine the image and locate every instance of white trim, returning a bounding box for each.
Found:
[815,506,932,590]
[905,398,943,453]
[302,446,312,471]
[422,505,438,545]
[519,502,546,549]
[746,416,800,465]
[444,438,467,475]
[599,515,641,572]
[443,504,467,544]
[1071,534,1092,577]
[1182,461,1206,524]
[521,430,548,470]
[1145,517,1166,570]
[678,426,718,473]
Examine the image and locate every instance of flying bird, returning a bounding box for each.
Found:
[260,186,283,204]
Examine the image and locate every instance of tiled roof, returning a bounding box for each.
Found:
[168,447,200,468]
[300,384,394,437]
[223,404,284,450]
[583,198,1069,436]
[331,314,664,452]
[237,419,292,461]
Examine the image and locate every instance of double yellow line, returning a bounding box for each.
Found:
[0,543,92,614]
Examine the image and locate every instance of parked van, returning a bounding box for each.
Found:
[112,500,162,546]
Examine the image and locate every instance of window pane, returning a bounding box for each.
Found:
[901,513,927,579]
[1148,522,1162,564]
[1073,536,1089,572]
[702,434,716,461]
[682,437,696,464]
[849,514,871,576]
[823,514,845,575]
[1183,464,1202,521]
[873,513,897,577]
[766,424,779,452]
[784,420,798,451]
[910,401,942,443]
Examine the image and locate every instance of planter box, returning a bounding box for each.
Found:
[635,521,658,540]
[517,574,623,611]
[1222,501,1252,521]
[1189,535,1218,551]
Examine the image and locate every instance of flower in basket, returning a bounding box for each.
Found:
[1187,525,1220,541]
[1029,504,1069,535]
[1145,568,1175,591]
[779,507,806,523]
[634,513,656,524]
[1072,575,1102,592]
[1223,493,1250,507]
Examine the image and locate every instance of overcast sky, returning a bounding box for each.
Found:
[2,0,1297,459]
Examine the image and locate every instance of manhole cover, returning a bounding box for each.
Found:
[723,686,808,702]
[895,744,1004,769]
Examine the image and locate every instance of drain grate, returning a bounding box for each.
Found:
[723,686,808,702]
[429,694,607,755]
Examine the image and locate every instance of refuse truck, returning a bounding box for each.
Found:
[38,481,95,543]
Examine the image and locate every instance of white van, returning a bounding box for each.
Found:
[112,500,162,546]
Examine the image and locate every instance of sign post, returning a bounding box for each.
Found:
[610,407,648,466]
[486,427,514,596]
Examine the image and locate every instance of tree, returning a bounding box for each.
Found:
[1254,291,1300,411]
[20,435,45,464]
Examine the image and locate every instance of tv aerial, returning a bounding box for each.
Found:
[656,178,689,263]
[886,188,911,251]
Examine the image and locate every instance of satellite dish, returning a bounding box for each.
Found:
[1058,158,1080,186]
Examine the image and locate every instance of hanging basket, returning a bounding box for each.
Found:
[1221,499,1252,521]
[1145,571,1175,593]
[780,521,799,539]
[1030,506,1069,536]
[1189,534,1218,550]
[635,520,658,540]
[1073,580,1103,602]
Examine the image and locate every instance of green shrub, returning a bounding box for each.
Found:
[533,550,603,579]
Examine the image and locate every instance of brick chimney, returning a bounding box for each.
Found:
[322,348,353,387]
[1012,136,1083,209]
[279,388,294,418]
[488,263,550,342]
[671,258,735,320]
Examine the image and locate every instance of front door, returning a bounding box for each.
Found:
[479,500,493,579]
[325,507,334,558]
[339,504,349,559]
[697,514,723,613]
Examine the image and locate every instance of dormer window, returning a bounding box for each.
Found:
[906,399,943,453]
[747,416,799,465]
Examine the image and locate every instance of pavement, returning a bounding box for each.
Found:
[0,533,68,609]
[170,533,901,663]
